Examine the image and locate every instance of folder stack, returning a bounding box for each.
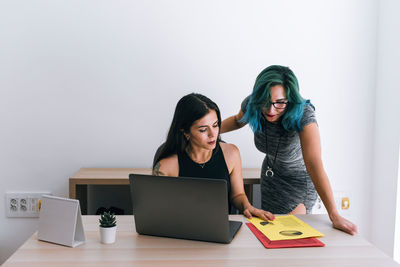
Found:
[246,215,325,249]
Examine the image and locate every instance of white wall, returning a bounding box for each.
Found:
[371,0,400,258]
[396,147,400,263]
[0,0,379,263]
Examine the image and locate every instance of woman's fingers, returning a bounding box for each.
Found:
[350,223,358,234]
[265,211,275,221]
[248,208,275,221]
[344,221,358,235]
[332,216,358,235]
[338,224,355,235]
[243,209,252,218]
[260,211,275,221]
[242,206,275,223]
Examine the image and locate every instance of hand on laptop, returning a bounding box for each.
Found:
[243,206,275,222]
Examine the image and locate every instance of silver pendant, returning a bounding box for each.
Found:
[266,166,274,177]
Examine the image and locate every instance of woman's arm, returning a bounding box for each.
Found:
[300,123,357,235]
[220,110,247,133]
[221,143,275,221]
[152,155,179,177]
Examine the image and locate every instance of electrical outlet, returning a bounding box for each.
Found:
[5,192,51,218]
[334,191,351,212]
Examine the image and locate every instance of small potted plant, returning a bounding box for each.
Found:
[99,211,117,244]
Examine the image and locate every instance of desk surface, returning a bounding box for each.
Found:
[4,215,398,267]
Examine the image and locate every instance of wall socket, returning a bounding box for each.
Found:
[5,192,51,218]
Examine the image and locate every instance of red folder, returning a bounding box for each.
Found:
[246,223,325,249]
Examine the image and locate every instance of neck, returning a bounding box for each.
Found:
[186,145,213,164]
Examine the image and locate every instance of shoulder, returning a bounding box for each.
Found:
[300,102,317,129]
[219,142,241,168]
[154,154,179,177]
[220,141,239,155]
[303,103,315,116]
[240,95,251,113]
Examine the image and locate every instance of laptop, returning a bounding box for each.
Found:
[129,173,242,244]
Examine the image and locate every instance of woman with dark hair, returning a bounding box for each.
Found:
[221,65,357,235]
[153,93,274,221]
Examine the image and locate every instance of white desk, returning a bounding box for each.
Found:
[3,215,399,266]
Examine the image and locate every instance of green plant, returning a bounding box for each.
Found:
[99,211,116,228]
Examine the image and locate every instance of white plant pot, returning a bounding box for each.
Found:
[99,226,116,244]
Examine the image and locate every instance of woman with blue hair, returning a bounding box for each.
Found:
[221,65,357,235]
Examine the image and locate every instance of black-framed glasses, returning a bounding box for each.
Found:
[264,101,288,110]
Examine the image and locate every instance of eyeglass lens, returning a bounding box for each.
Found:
[265,102,287,109]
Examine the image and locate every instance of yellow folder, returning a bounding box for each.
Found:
[247,215,324,241]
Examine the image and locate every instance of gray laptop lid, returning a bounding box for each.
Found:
[129,174,242,244]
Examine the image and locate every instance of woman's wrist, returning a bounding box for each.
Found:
[231,193,250,212]
[328,209,340,221]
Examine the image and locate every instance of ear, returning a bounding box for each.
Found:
[180,129,190,140]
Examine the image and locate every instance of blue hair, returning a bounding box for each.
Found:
[241,65,313,132]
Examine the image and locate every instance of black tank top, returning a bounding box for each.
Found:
[178,142,232,209]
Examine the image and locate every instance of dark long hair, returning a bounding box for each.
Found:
[153,93,222,168]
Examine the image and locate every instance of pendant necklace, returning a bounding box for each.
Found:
[196,155,210,168]
[187,147,212,169]
[265,127,282,177]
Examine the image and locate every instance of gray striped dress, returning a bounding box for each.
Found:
[241,96,318,214]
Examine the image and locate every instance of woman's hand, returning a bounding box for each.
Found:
[230,192,274,221]
[330,214,358,235]
[243,206,275,222]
